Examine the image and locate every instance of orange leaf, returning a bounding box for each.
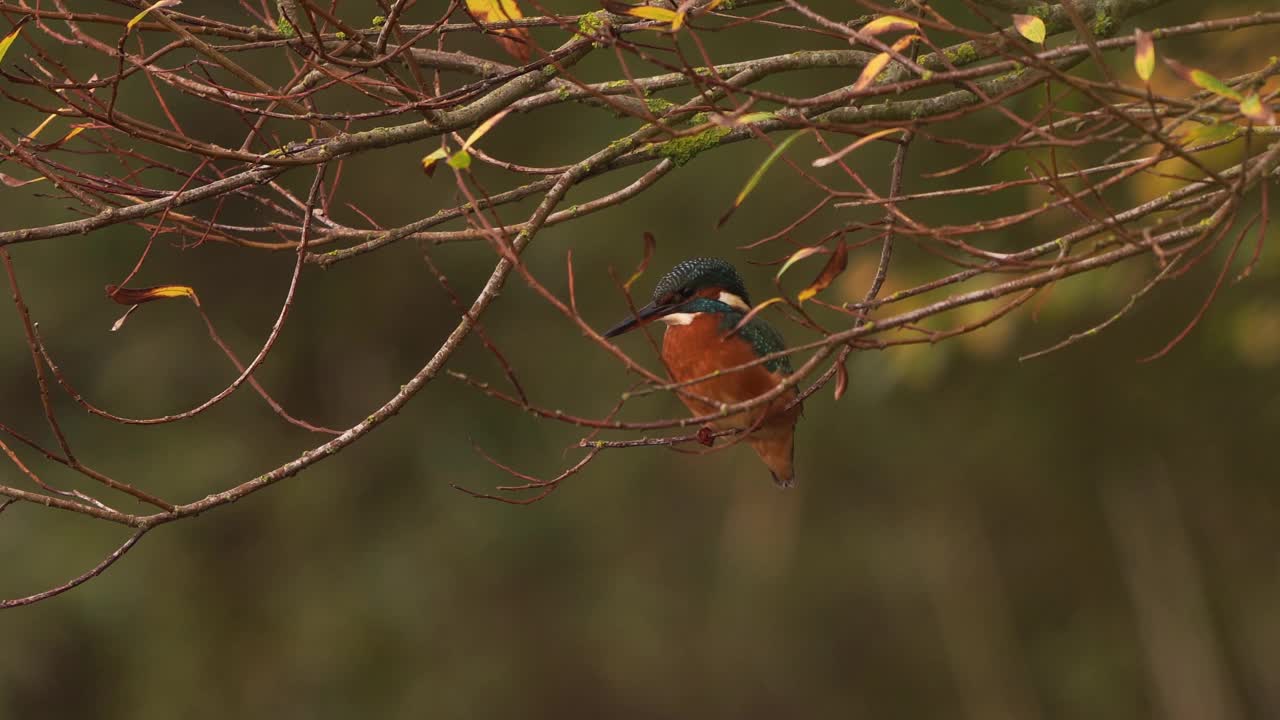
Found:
[1011,14,1045,44]
[853,52,890,93]
[1133,28,1154,83]
[466,0,531,62]
[860,15,918,37]
[797,242,847,302]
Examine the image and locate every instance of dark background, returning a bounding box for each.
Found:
[2,1,1278,717]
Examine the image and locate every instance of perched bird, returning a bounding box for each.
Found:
[604,258,802,487]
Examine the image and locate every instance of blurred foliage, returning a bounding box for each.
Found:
[2,0,1280,717]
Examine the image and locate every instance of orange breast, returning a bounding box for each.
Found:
[661,314,798,431]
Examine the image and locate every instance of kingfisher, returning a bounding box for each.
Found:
[604,257,802,487]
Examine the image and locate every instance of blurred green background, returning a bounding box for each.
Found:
[2,1,1279,717]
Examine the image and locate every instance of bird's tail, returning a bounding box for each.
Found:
[748,426,796,488]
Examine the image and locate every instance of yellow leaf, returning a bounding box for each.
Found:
[466,0,530,61]
[60,125,88,143]
[0,22,24,65]
[458,108,513,155]
[776,247,822,281]
[626,6,680,25]
[812,127,905,168]
[26,112,60,140]
[1133,28,1154,83]
[421,147,449,175]
[127,0,183,31]
[1012,14,1045,44]
[861,15,918,36]
[106,283,197,304]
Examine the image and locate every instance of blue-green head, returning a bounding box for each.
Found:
[603,258,751,338]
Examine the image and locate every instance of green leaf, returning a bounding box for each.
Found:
[1164,58,1242,101]
[1239,94,1276,125]
[717,130,807,227]
[447,151,472,170]
[1012,14,1045,44]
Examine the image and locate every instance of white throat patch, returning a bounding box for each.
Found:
[717,292,750,311]
[659,312,698,326]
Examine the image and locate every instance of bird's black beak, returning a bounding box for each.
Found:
[603,300,675,338]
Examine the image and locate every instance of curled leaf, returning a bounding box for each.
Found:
[106,284,197,304]
[107,283,197,330]
[724,297,786,338]
[127,0,183,31]
[624,231,656,290]
[0,173,47,188]
[1164,58,1242,101]
[1012,14,1046,44]
[797,242,847,302]
[466,0,531,62]
[1133,28,1154,83]
[833,358,848,401]
[1239,94,1276,125]
[812,127,905,168]
[860,15,918,36]
[717,130,807,227]
[421,147,449,176]
[775,246,822,281]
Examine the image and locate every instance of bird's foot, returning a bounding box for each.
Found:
[696,425,716,447]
